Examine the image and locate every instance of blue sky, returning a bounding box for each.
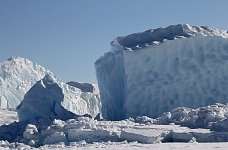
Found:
[0,0,228,83]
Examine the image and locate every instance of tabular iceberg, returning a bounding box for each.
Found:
[95,24,228,120]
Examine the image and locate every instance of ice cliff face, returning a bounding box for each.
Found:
[95,24,228,120]
[0,57,52,108]
[17,74,101,122]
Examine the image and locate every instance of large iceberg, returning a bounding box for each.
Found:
[0,57,52,108]
[95,24,228,120]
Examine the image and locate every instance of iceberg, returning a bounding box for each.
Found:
[0,57,53,109]
[17,74,101,122]
[95,24,228,120]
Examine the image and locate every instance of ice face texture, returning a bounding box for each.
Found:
[95,24,228,120]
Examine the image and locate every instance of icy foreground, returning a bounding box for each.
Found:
[95,24,228,120]
[0,116,228,149]
[0,57,52,108]
[1,104,228,149]
[17,74,101,122]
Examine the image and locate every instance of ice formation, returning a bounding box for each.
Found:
[95,24,228,120]
[0,56,52,109]
[17,74,101,122]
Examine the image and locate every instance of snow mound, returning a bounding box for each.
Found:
[0,56,53,109]
[95,24,228,120]
[17,74,101,122]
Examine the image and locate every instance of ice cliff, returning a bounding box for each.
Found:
[95,24,228,120]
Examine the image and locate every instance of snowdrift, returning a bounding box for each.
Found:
[95,24,228,120]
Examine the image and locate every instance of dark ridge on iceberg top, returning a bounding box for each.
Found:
[114,24,228,50]
[66,81,95,93]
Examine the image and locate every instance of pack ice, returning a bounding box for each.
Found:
[95,24,228,120]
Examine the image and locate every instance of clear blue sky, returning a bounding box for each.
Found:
[0,0,227,83]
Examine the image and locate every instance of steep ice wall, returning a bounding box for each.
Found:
[95,24,228,120]
[95,51,126,120]
[17,74,101,122]
[0,57,52,108]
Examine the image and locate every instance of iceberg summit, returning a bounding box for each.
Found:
[95,24,228,120]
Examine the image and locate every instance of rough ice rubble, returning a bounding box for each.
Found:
[1,104,228,148]
[95,24,228,120]
[132,103,228,131]
[17,74,101,122]
[0,56,52,109]
[2,116,228,148]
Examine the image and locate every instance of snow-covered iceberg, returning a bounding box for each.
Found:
[0,57,52,109]
[17,74,101,122]
[95,24,228,120]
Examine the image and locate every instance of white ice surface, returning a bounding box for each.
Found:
[42,142,228,150]
[1,141,228,150]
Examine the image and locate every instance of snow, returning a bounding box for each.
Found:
[95,24,228,120]
[1,141,228,150]
[0,56,52,109]
[17,74,101,122]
